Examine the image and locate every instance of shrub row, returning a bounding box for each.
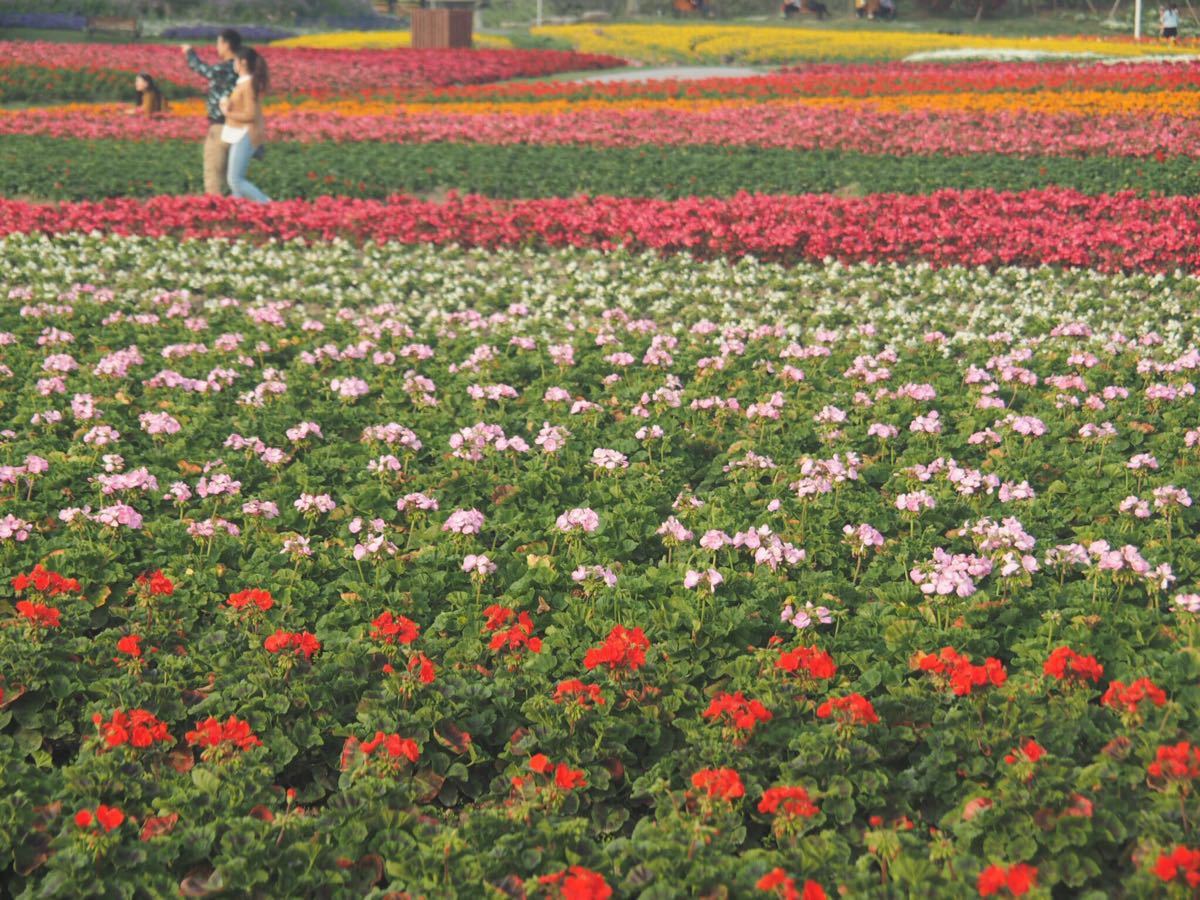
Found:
[1,136,1199,200]
[0,66,197,103]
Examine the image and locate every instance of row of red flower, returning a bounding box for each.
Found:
[2,190,1199,272]
[0,42,621,93]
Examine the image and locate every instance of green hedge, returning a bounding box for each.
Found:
[2,135,1198,200]
[0,66,198,104]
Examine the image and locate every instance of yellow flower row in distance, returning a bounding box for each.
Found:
[273,30,512,49]
[532,23,1194,63]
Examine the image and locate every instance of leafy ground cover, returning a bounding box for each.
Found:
[0,65,197,104]
[10,138,1200,200]
[0,233,1197,897]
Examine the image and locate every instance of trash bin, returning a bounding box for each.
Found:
[411,0,475,48]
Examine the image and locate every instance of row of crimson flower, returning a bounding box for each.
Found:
[0,42,621,94]
[8,103,1200,160]
[2,190,1200,272]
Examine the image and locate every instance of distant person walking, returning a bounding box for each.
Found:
[181,28,241,196]
[1161,2,1180,40]
[219,46,270,203]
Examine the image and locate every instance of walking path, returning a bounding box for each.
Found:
[572,65,764,82]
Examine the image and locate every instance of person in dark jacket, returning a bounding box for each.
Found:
[181,28,241,196]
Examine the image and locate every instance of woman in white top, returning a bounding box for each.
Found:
[218,46,269,203]
[1161,2,1180,40]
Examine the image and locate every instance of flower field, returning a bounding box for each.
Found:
[0,42,620,101]
[533,23,1199,63]
[1,233,1199,897]
[10,58,1200,202]
[2,29,1200,900]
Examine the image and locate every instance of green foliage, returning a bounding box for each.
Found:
[0,66,196,103]
[2,135,1199,200]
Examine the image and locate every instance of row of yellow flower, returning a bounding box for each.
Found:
[532,23,1195,63]
[40,89,1200,119]
[273,30,513,49]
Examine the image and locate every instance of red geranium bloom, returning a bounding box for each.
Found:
[583,625,649,673]
[75,804,124,833]
[538,865,612,900]
[756,868,826,900]
[554,679,605,707]
[554,763,588,791]
[137,570,174,596]
[11,564,81,597]
[1043,646,1103,683]
[1147,742,1200,781]
[483,604,516,631]
[185,715,262,753]
[515,754,586,793]
[702,690,773,738]
[16,600,61,629]
[816,693,879,726]
[1154,846,1200,886]
[371,610,419,645]
[916,647,1006,696]
[758,785,819,818]
[92,708,171,750]
[1101,678,1167,715]
[263,629,321,661]
[978,863,1037,897]
[1004,739,1046,766]
[408,652,436,684]
[776,645,837,680]
[487,609,542,655]
[227,588,274,612]
[691,767,745,801]
[96,805,125,832]
[358,730,420,763]
[115,634,142,658]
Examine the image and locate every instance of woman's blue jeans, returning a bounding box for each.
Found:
[227,135,269,204]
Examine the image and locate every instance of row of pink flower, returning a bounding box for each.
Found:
[0,41,621,93]
[9,103,1200,159]
[3,190,1200,272]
